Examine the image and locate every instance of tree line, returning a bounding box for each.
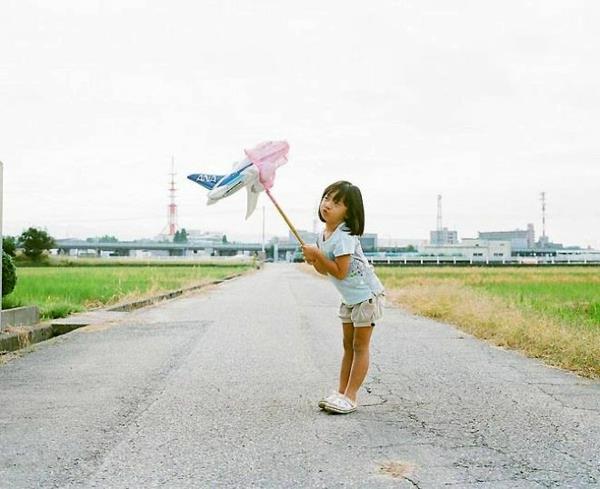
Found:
[2,227,56,298]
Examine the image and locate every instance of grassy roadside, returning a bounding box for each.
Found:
[15,256,255,267]
[377,267,600,378]
[2,264,254,319]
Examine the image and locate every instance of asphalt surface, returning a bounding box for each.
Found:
[1,264,599,488]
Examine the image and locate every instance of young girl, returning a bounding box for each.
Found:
[302,180,385,414]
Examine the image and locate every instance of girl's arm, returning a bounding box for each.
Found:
[304,249,328,275]
[312,258,328,275]
[302,245,351,280]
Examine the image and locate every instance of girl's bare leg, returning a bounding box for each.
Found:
[344,326,374,402]
[338,323,355,394]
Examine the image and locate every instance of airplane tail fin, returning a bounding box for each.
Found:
[187,173,225,191]
[245,186,260,219]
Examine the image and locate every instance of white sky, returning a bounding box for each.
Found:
[2,0,599,247]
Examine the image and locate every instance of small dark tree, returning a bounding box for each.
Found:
[18,227,56,262]
[3,236,17,257]
[222,234,228,244]
[173,229,188,244]
[87,235,119,243]
[100,235,118,243]
[2,251,17,296]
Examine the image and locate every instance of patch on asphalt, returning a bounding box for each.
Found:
[378,460,417,479]
[80,322,117,333]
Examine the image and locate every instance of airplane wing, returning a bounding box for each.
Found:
[245,184,261,219]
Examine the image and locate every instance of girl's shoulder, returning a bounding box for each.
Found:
[337,227,359,249]
[338,225,357,239]
[338,221,354,235]
[338,229,354,241]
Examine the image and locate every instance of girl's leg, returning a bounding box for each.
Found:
[338,323,355,394]
[343,325,374,402]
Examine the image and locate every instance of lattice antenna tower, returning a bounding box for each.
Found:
[168,156,178,236]
[540,191,546,239]
[436,194,443,232]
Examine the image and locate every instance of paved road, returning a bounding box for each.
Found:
[1,264,599,488]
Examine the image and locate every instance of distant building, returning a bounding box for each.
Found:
[186,229,226,244]
[291,229,378,252]
[536,235,563,249]
[420,239,511,260]
[430,227,458,245]
[479,223,535,249]
[290,230,319,245]
[556,249,600,261]
[359,233,378,252]
[378,238,427,249]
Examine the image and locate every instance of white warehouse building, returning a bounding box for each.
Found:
[419,239,512,260]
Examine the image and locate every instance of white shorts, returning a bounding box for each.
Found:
[338,294,385,327]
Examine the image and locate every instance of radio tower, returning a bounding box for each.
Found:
[436,194,443,231]
[167,156,178,237]
[540,191,547,245]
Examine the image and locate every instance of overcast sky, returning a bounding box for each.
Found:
[2,0,599,248]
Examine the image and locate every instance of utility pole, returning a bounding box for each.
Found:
[0,161,3,332]
[539,191,548,249]
[436,194,443,231]
[540,192,547,241]
[261,205,265,252]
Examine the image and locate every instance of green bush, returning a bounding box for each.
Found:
[3,236,16,257]
[2,251,17,296]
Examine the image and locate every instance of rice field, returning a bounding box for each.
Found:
[2,264,253,319]
[377,266,600,377]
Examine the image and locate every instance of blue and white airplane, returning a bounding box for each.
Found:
[187,158,263,219]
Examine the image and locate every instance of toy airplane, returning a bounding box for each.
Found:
[187,140,289,219]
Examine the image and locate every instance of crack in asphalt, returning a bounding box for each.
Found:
[362,371,598,486]
[403,475,422,488]
[533,383,600,413]
[54,321,212,488]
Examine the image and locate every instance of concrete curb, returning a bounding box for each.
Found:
[0,321,81,353]
[0,272,244,354]
[1,306,40,328]
[106,273,240,312]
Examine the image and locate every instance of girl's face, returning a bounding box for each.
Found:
[320,192,348,226]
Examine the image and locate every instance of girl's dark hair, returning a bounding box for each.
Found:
[318,180,365,235]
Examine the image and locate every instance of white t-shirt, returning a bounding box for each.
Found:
[316,222,385,305]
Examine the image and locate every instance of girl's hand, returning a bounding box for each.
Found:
[301,244,319,264]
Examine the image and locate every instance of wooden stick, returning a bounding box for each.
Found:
[265,188,305,246]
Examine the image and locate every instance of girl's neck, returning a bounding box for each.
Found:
[325,219,344,234]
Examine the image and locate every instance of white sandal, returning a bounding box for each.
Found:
[323,394,357,414]
[318,391,342,409]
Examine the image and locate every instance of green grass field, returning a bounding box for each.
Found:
[2,264,253,319]
[377,266,600,329]
[377,266,600,377]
